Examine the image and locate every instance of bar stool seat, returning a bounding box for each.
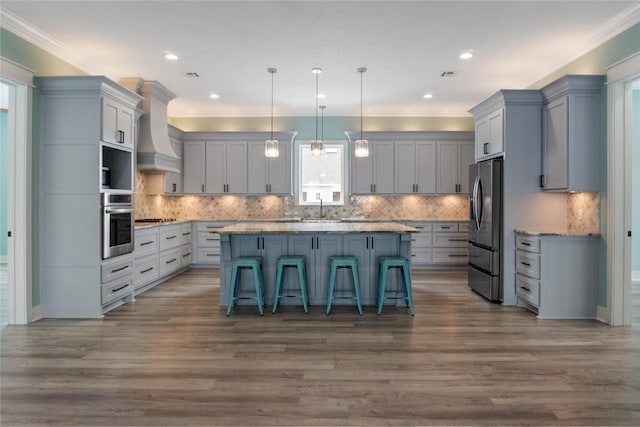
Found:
[326,256,363,315]
[272,255,309,314]
[226,256,265,316]
[376,256,414,315]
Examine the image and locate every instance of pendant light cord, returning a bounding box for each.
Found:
[315,70,319,141]
[270,70,274,141]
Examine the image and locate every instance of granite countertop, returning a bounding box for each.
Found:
[134,220,190,230]
[515,229,600,237]
[217,221,419,234]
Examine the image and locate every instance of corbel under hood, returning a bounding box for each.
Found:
[120,78,179,173]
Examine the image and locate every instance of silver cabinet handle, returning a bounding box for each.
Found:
[141,267,154,274]
[166,258,177,264]
[140,241,154,246]
[111,265,129,273]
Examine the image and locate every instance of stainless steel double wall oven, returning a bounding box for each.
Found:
[102,192,134,259]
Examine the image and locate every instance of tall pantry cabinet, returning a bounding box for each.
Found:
[37,76,142,318]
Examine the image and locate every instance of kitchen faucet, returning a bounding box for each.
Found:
[319,199,324,218]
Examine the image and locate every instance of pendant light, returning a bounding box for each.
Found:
[319,105,326,141]
[354,67,370,157]
[310,67,325,157]
[265,67,279,157]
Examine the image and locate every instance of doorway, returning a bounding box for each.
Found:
[606,52,640,326]
[0,57,33,326]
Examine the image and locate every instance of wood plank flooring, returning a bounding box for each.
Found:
[2,269,640,426]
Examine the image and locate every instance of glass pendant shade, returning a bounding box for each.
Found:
[310,140,325,157]
[265,139,279,157]
[354,139,369,157]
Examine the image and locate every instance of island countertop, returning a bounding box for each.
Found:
[217,221,419,234]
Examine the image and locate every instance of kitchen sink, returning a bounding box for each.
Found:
[300,218,343,223]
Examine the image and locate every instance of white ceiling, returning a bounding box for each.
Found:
[1,1,638,118]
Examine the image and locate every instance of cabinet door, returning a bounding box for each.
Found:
[372,141,394,193]
[315,235,343,303]
[247,141,269,194]
[117,106,134,147]
[225,142,247,194]
[267,141,291,194]
[183,142,206,193]
[101,97,119,145]
[351,146,374,194]
[542,97,568,190]
[487,108,504,155]
[475,117,489,160]
[394,142,416,193]
[205,142,227,193]
[415,141,436,194]
[370,233,400,300]
[457,141,475,194]
[437,141,458,193]
[343,234,371,300]
[261,235,288,304]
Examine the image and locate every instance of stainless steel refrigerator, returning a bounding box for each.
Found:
[468,158,503,302]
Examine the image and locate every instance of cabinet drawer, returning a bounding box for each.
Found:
[159,225,181,251]
[516,274,540,306]
[133,254,159,289]
[433,233,468,248]
[411,247,432,264]
[134,228,159,255]
[181,223,192,245]
[196,222,231,233]
[101,257,133,283]
[516,249,540,279]
[411,233,432,248]
[196,247,220,265]
[181,244,192,267]
[432,248,468,264]
[407,223,433,232]
[516,234,540,253]
[198,233,221,248]
[458,222,469,233]
[433,222,459,232]
[159,248,181,276]
[102,277,133,306]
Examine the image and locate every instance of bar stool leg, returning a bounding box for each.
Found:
[401,264,414,316]
[351,263,363,316]
[326,262,337,315]
[272,260,284,314]
[253,264,265,316]
[377,264,388,316]
[226,264,239,316]
[298,262,309,314]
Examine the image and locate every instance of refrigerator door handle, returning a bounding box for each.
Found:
[472,176,480,230]
[476,176,484,230]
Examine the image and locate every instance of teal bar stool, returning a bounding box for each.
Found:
[272,255,309,314]
[376,256,414,316]
[326,256,363,315]
[226,256,265,316]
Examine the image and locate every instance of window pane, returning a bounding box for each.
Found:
[298,143,344,205]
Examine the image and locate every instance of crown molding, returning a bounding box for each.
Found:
[0,6,97,74]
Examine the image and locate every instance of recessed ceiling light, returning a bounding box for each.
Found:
[209,93,220,99]
[164,53,178,61]
[423,93,433,99]
[460,51,474,60]
[317,94,326,99]
[312,67,322,74]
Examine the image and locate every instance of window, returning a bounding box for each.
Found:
[296,141,346,206]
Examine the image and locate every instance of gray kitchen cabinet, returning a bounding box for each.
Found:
[288,234,343,305]
[351,140,395,194]
[206,141,247,194]
[540,75,604,192]
[37,76,141,318]
[343,233,400,304]
[133,227,160,290]
[180,222,192,267]
[247,140,291,194]
[192,222,233,266]
[437,140,474,194]
[515,232,599,319]
[101,95,135,148]
[182,141,206,193]
[405,222,432,267]
[474,107,504,160]
[395,141,436,194]
[431,222,468,265]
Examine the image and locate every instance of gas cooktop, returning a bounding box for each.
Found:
[134,218,177,224]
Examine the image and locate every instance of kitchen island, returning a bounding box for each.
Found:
[217,222,418,308]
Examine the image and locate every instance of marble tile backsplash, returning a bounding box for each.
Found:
[134,173,600,229]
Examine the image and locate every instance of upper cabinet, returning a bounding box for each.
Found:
[247,137,292,194]
[351,140,395,194]
[474,108,504,160]
[101,96,135,148]
[182,141,206,194]
[205,141,247,194]
[395,141,436,194]
[540,75,604,192]
[437,140,474,194]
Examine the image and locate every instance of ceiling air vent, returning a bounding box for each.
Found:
[441,71,457,77]
[182,72,200,78]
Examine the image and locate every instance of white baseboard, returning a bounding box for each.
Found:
[30,304,42,322]
[596,305,610,324]
[632,271,640,283]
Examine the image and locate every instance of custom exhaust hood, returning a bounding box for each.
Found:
[120,78,179,173]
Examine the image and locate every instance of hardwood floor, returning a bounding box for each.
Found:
[2,269,639,426]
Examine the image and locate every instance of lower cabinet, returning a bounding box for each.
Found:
[515,232,599,319]
[101,255,134,308]
[192,222,233,266]
[133,222,190,296]
[406,221,468,268]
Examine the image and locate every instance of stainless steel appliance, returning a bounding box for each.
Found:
[468,158,503,302]
[102,192,134,259]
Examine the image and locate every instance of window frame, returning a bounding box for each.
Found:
[294,140,348,206]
